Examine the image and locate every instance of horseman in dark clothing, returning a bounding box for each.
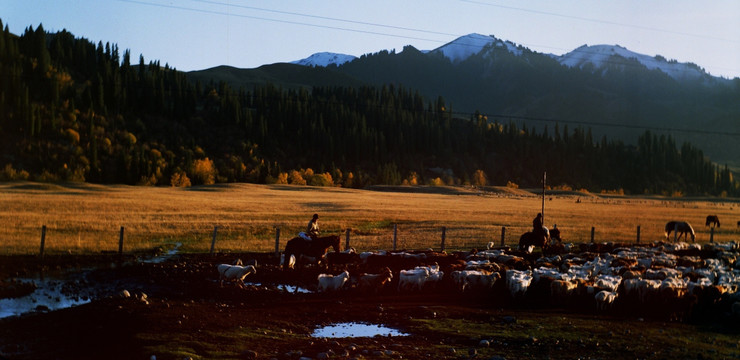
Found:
[533,213,544,235]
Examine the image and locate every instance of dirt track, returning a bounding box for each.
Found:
[1,250,740,360]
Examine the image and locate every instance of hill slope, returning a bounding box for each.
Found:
[189,34,740,168]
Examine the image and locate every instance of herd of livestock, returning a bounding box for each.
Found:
[219,237,740,321]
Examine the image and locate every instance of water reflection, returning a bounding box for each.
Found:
[0,276,93,319]
[312,322,409,338]
[242,282,311,294]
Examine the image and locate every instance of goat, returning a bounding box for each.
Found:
[317,270,350,292]
[217,264,257,288]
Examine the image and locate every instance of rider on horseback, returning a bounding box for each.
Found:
[533,213,544,236]
[299,213,320,241]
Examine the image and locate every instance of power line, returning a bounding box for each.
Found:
[112,0,738,78]
[460,0,740,45]
[114,0,443,44]
[189,0,460,38]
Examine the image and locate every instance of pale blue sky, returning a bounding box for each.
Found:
[3,0,739,78]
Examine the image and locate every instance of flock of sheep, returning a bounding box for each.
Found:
[216,241,740,321]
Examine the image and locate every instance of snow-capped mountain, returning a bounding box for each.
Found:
[558,44,705,81]
[291,52,357,67]
[431,33,522,63]
[291,34,714,82]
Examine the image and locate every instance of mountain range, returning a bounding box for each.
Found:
[187,33,740,168]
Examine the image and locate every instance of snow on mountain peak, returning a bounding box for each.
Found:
[292,52,357,67]
[434,33,522,63]
[559,44,705,80]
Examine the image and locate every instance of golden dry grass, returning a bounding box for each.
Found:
[0,181,738,255]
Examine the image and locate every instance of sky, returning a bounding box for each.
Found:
[3,0,740,79]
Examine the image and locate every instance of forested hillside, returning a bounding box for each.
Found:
[0,22,737,196]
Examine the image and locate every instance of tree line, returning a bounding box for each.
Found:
[0,21,737,196]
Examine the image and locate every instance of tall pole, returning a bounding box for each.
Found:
[542,171,546,225]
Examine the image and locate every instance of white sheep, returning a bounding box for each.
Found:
[398,267,430,291]
[595,290,618,310]
[453,270,500,292]
[506,269,533,298]
[217,264,257,288]
[317,270,350,292]
[637,279,661,303]
[594,274,622,292]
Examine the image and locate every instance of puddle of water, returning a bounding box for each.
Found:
[312,322,409,338]
[242,282,311,294]
[0,277,94,319]
[141,242,182,264]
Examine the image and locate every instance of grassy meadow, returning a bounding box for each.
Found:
[0,181,739,255]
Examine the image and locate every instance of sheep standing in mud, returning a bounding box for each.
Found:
[217,264,257,288]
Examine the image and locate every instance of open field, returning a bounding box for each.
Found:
[1,181,739,255]
[2,182,740,359]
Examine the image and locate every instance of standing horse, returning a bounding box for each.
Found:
[282,235,340,270]
[518,228,550,253]
[705,215,720,228]
[665,221,695,242]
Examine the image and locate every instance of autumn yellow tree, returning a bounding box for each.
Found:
[192,158,216,185]
[289,170,306,185]
[170,170,191,187]
[472,169,487,187]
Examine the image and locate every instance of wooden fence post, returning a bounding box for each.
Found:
[393,224,398,251]
[440,226,446,252]
[636,225,640,244]
[210,226,219,255]
[500,226,506,247]
[274,227,280,257]
[39,225,47,260]
[118,226,125,254]
[590,226,595,243]
[345,228,351,250]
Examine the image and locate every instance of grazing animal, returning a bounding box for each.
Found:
[283,235,340,270]
[317,270,350,292]
[595,290,618,310]
[217,264,257,288]
[397,267,431,291]
[452,270,500,292]
[506,269,533,298]
[518,229,550,252]
[705,215,720,228]
[664,221,695,242]
[358,267,394,293]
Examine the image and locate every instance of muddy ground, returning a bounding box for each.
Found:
[1,250,739,360]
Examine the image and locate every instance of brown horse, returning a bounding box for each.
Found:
[518,228,550,252]
[665,221,695,242]
[705,215,720,228]
[283,235,340,269]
